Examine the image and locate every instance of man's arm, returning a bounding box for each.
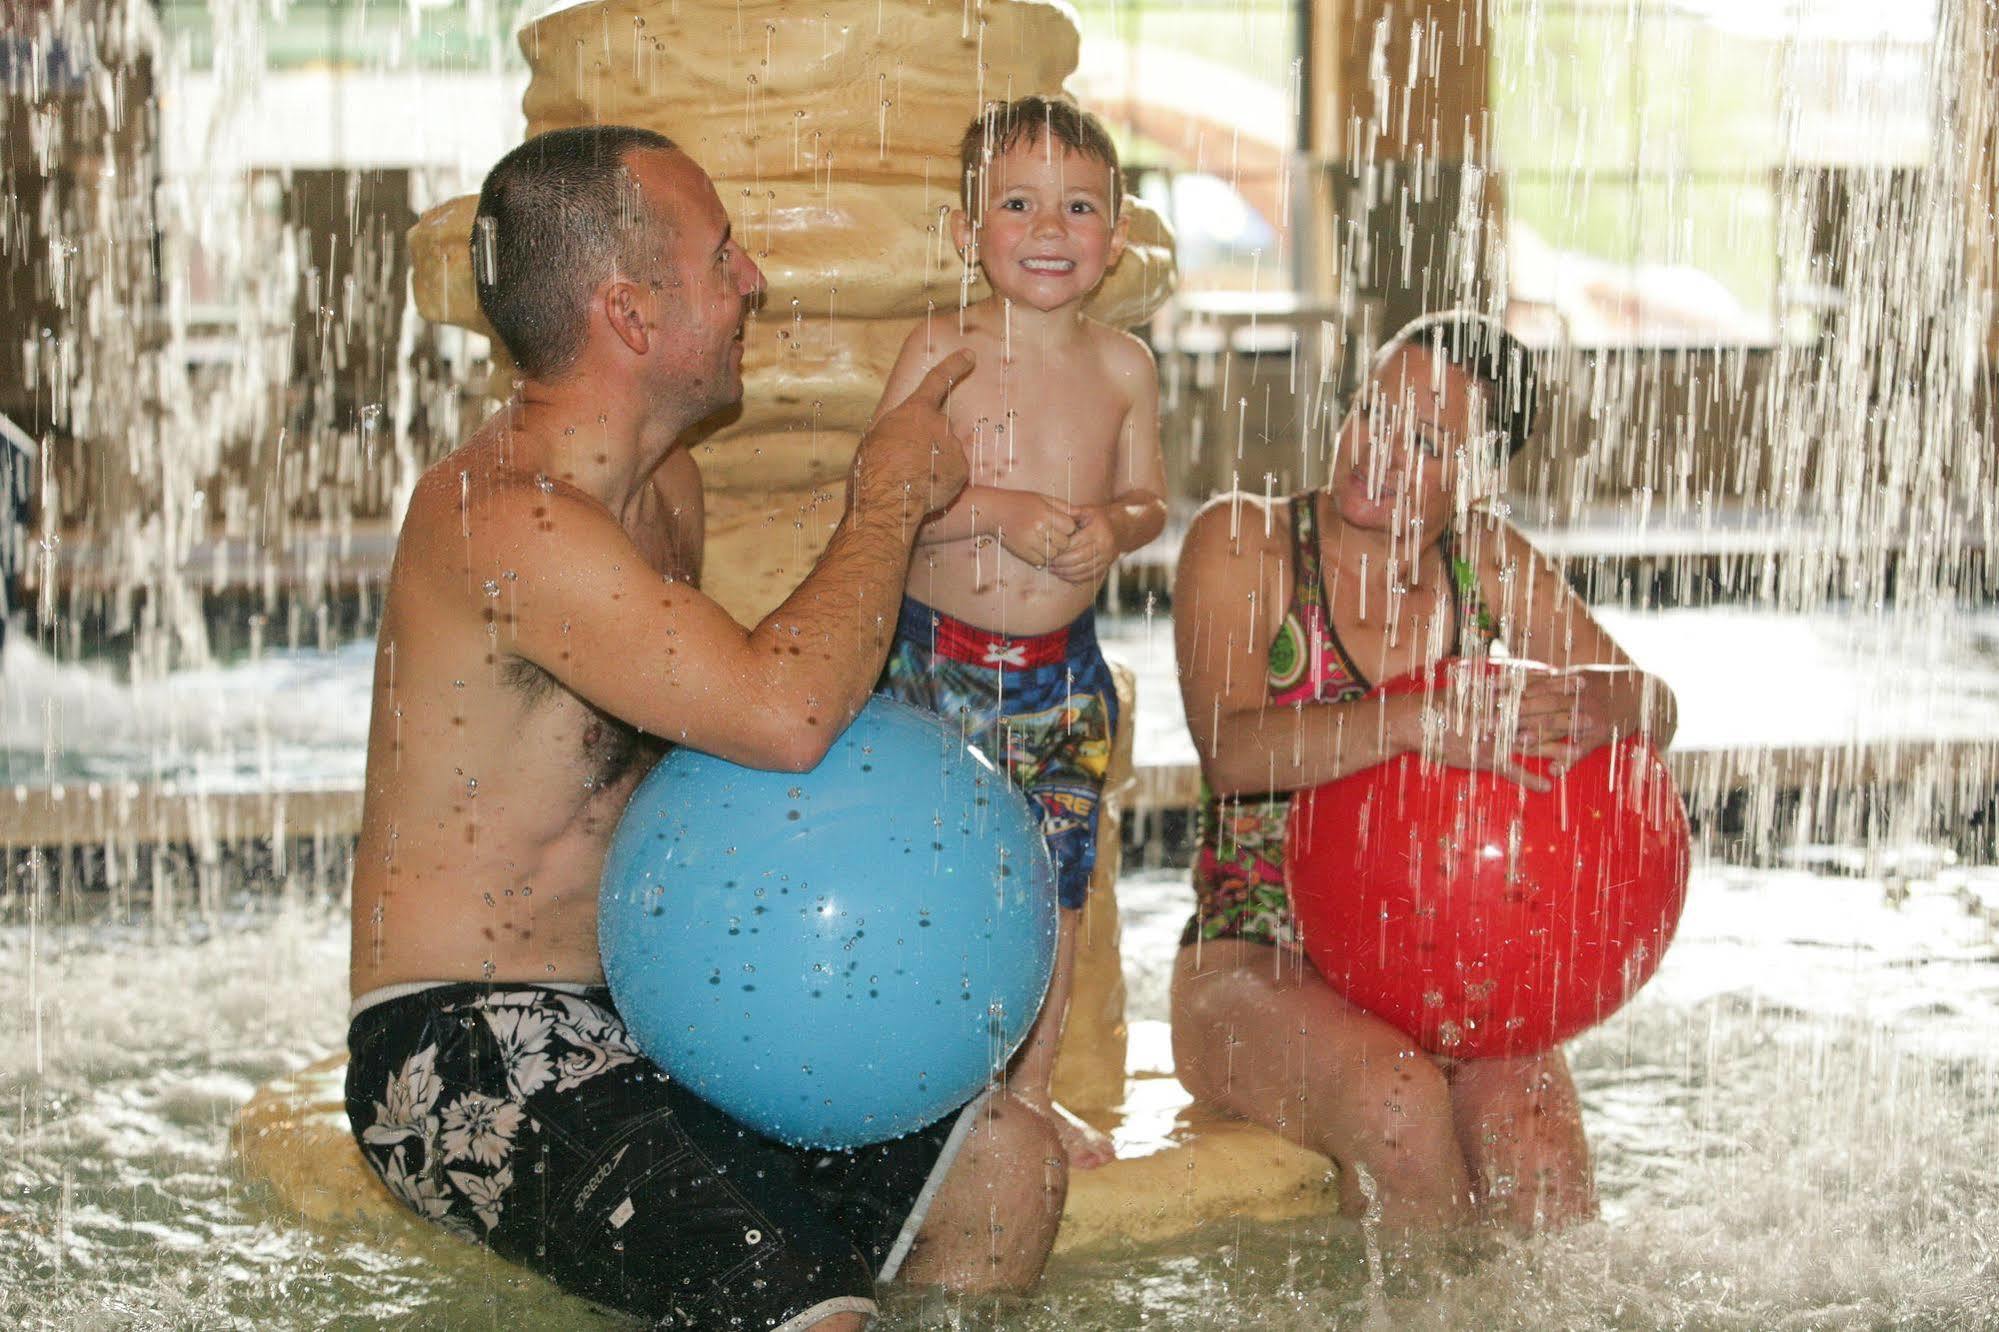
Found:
[871,324,1082,560]
[459,352,975,772]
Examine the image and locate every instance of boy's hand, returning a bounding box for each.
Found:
[996,492,1083,569]
[1044,503,1119,584]
[854,350,975,517]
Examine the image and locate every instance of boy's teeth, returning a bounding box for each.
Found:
[1022,259,1074,272]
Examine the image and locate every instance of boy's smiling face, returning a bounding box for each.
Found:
[952,137,1127,313]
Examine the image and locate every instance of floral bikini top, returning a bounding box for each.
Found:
[1183,493,1500,948]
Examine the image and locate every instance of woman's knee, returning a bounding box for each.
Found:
[1339,1046,1456,1154]
[1168,951,1301,1102]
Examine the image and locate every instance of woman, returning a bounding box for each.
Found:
[1170,312,1677,1230]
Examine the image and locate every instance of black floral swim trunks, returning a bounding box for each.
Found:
[346,982,978,1330]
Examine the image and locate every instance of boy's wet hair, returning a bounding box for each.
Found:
[474,125,679,381]
[958,95,1122,219]
[1383,311,1539,459]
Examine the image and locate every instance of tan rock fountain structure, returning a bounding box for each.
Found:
[236,0,1334,1266]
[409,0,1175,628]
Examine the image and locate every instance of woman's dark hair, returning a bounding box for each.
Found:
[1386,311,1539,458]
[473,126,679,381]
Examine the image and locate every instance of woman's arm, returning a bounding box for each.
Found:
[1175,498,1559,796]
[1470,518,1679,757]
[1175,497,1416,796]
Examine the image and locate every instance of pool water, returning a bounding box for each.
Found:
[12,602,1999,791]
[0,636,372,792]
[2,862,1994,1329]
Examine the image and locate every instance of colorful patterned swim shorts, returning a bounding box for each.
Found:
[346,981,977,1330]
[877,596,1118,910]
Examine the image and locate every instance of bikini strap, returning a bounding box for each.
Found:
[1289,493,1325,620]
[1440,528,1501,651]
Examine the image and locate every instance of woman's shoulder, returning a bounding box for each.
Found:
[1181,490,1298,557]
[1175,492,1303,602]
[1451,508,1556,577]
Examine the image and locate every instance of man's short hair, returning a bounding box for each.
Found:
[958,95,1123,220]
[1384,311,1540,459]
[473,126,680,381]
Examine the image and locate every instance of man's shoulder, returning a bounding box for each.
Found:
[404,439,577,535]
[394,440,609,598]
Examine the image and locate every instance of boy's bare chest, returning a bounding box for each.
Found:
[948,360,1128,492]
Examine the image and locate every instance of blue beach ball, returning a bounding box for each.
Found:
[599,697,1058,1149]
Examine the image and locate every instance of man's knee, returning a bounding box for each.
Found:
[985,1091,1062,1147]
[806,1315,869,1332]
[899,1091,1067,1292]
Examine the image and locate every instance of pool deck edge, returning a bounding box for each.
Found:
[10,738,1999,850]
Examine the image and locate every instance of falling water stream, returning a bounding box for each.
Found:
[3,0,1998,1325]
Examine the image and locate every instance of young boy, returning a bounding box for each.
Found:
[871,96,1168,1168]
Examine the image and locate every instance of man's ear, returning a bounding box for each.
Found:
[948,208,975,262]
[602,279,651,357]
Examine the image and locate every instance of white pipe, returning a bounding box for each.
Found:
[0,411,38,462]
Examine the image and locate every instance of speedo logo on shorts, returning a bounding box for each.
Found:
[573,1144,630,1213]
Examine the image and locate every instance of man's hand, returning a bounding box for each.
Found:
[995,492,1083,569]
[1043,503,1119,585]
[853,349,974,518]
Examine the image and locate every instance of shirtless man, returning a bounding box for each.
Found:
[346,126,1065,1332]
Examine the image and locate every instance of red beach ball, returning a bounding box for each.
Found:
[1286,663,1691,1059]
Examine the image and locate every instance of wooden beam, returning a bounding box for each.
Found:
[3,785,363,852]
[1312,0,1492,166]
